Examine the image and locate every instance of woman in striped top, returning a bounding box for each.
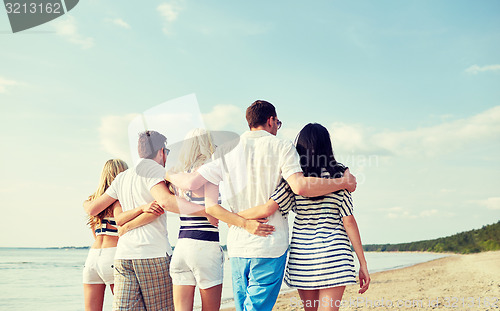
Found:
[240,123,369,311]
[113,129,222,310]
[169,128,223,311]
[83,159,128,311]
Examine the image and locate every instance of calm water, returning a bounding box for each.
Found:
[0,248,446,311]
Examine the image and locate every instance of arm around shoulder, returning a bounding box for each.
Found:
[168,171,208,191]
[150,181,206,215]
[150,181,179,213]
[83,194,117,216]
[285,170,357,197]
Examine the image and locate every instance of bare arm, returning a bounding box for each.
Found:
[237,199,279,220]
[150,181,208,217]
[83,194,117,216]
[113,201,162,236]
[166,171,208,191]
[204,182,275,236]
[343,215,370,294]
[286,169,357,197]
[113,201,164,226]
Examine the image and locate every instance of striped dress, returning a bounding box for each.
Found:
[271,168,356,290]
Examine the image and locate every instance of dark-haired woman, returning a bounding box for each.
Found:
[239,123,369,311]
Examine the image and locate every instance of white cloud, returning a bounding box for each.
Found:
[477,197,500,210]
[99,114,138,164]
[158,2,181,22]
[157,1,183,34]
[279,127,300,142]
[419,209,438,217]
[329,105,500,157]
[331,123,384,154]
[98,103,244,169]
[53,16,94,49]
[384,207,411,219]
[0,76,19,93]
[202,104,245,131]
[109,18,131,29]
[465,64,500,74]
[381,206,439,219]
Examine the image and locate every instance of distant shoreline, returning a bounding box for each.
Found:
[363,221,500,254]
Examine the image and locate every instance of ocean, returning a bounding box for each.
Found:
[0,248,446,310]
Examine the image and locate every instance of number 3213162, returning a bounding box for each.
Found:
[5,2,62,14]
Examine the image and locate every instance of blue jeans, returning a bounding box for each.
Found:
[230,251,287,311]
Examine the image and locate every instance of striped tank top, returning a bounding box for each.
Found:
[94,217,118,237]
[178,193,219,242]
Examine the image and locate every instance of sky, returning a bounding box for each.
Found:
[0,0,499,248]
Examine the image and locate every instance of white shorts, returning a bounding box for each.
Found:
[83,247,116,285]
[170,239,224,289]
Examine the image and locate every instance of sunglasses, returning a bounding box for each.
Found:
[275,117,282,130]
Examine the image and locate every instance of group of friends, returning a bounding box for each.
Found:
[82,100,370,311]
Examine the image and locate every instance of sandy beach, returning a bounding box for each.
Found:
[224,251,500,310]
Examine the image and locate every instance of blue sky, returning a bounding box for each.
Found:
[0,0,499,247]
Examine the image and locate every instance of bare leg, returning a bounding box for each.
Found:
[199,284,223,311]
[173,285,195,311]
[317,286,345,311]
[83,284,106,311]
[298,289,320,311]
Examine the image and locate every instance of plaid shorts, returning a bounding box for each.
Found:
[113,255,174,311]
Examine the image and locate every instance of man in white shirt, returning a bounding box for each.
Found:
[84,131,210,310]
[169,100,357,311]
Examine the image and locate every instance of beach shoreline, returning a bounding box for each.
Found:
[222,251,500,310]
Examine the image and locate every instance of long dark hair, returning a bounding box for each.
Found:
[295,123,345,180]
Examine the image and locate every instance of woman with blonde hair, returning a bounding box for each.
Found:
[169,128,223,311]
[83,159,128,311]
[118,129,223,310]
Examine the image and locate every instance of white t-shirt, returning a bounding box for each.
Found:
[198,130,302,258]
[105,158,172,259]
